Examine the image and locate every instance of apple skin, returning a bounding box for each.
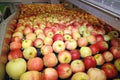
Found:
[43,53,58,67]
[57,63,72,79]
[12,31,23,40]
[94,54,105,66]
[23,47,37,60]
[77,37,88,47]
[11,36,22,43]
[52,40,65,53]
[23,26,33,35]
[44,37,53,45]
[53,34,64,42]
[43,68,58,80]
[41,45,53,55]
[71,32,81,41]
[95,34,104,42]
[25,33,36,41]
[71,72,89,80]
[87,35,97,44]
[110,38,120,47]
[70,60,85,73]
[37,32,45,40]
[6,58,27,80]
[64,34,72,41]
[114,58,120,72]
[96,41,108,52]
[27,57,44,71]
[33,38,44,48]
[22,39,33,49]
[90,44,100,55]
[10,41,22,50]
[70,49,80,60]
[83,56,97,69]
[102,63,118,79]
[65,39,77,50]
[8,49,23,61]
[58,50,72,64]
[110,46,120,59]
[80,47,92,58]
[20,71,42,80]
[102,51,113,62]
[87,68,106,80]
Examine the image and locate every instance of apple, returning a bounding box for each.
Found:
[95,34,104,42]
[72,32,81,41]
[110,38,120,47]
[102,63,118,78]
[108,30,119,39]
[10,41,22,50]
[34,28,43,35]
[102,51,113,62]
[58,50,72,64]
[25,33,36,41]
[37,32,45,40]
[43,53,58,67]
[23,47,37,60]
[12,31,23,39]
[45,31,54,38]
[53,34,64,42]
[77,37,88,47]
[41,45,53,55]
[114,58,120,72]
[27,57,43,71]
[90,43,100,55]
[65,39,77,50]
[52,40,65,53]
[20,71,42,80]
[55,29,64,35]
[110,46,120,59]
[94,54,105,66]
[71,72,89,80]
[104,34,111,41]
[11,36,22,43]
[0,63,5,80]
[64,28,71,35]
[43,68,58,80]
[70,49,80,60]
[6,58,27,80]
[8,49,23,61]
[44,37,53,45]
[83,56,96,69]
[71,59,85,73]
[44,27,52,35]
[22,39,33,49]
[64,34,72,41]
[23,26,33,35]
[87,68,106,80]
[96,41,108,51]
[87,35,97,44]
[33,38,44,48]
[57,63,72,79]
[80,46,92,58]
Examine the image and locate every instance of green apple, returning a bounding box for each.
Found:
[114,58,120,72]
[0,63,5,80]
[80,47,92,58]
[6,58,27,80]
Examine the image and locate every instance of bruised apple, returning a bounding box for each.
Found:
[20,71,42,80]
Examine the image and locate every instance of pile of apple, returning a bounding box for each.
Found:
[5,4,120,80]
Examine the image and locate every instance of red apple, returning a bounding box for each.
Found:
[58,50,72,64]
[110,46,120,59]
[77,37,88,47]
[23,26,33,35]
[102,51,113,62]
[53,34,64,42]
[52,40,65,53]
[27,57,43,71]
[43,53,58,67]
[70,49,80,60]
[10,41,22,50]
[102,63,118,79]
[110,38,120,47]
[94,54,105,66]
[65,39,77,50]
[33,38,43,48]
[11,36,22,43]
[95,34,104,42]
[43,68,58,80]
[96,41,108,51]
[41,45,53,55]
[37,32,45,40]
[83,56,96,69]
[8,49,23,61]
[57,63,72,79]
[70,60,85,73]
[90,44,100,55]
[25,33,36,41]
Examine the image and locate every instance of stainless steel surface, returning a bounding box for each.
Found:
[68,0,120,31]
